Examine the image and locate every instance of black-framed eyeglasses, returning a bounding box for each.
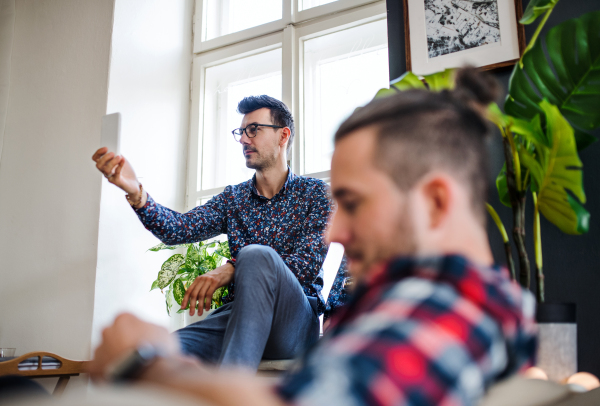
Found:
[231,123,283,142]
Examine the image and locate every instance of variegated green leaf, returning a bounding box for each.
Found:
[172,278,186,306]
[148,242,185,252]
[215,241,231,259]
[156,254,185,289]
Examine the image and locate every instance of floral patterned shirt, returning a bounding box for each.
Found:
[277,255,537,406]
[134,169,347,315]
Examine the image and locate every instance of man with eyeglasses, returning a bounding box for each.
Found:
[92,95,346,370]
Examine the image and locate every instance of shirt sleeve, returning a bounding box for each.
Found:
[134,192,228,245]
[278,181,331,293]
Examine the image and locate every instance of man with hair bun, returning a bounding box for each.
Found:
[93,95,347,370]
[90,68,537,406]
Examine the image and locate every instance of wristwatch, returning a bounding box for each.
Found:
[105,343,163,382]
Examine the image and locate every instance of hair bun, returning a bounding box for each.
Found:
[453,66,500,107]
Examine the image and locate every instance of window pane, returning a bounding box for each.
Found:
[302,19,389,174]
[203,0,282,41]
[200,49,282,190]
[300,0,337,11]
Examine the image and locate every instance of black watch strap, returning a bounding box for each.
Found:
[106,344,162,382]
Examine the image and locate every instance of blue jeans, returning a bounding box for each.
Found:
[176,244,320,370]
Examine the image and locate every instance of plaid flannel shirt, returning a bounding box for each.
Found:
[134,169,347,315]
[277,255,537,406]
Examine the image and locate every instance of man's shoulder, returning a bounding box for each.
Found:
[289,174,329,196]
[221,179,253,195]
[377,255,536,334]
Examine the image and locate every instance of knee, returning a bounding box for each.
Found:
[235,245,280,281]
[237,244,277,263]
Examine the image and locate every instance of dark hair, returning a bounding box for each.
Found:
[334,67,500,222]
[237,95,295,156]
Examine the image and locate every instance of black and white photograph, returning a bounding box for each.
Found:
[425,0,501,58]
[404,0,525,73]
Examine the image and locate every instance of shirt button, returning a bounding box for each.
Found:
[265,227,270,232]
[268,200,271,204]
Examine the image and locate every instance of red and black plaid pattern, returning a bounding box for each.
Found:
[277,255,537,406]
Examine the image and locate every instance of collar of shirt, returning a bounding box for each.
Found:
[328,255,509,333]
[250,166,295,200]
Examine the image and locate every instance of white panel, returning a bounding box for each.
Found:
[0,0,114,393]
[0,0,15,166]
[93,0,194,343]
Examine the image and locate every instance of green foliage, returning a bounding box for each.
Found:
[369,0,596,301]
[515,100,589,234]
[375,69,455,98]
[148,242,187,252]
[506,11,600,149]
[157,254,185,289]
[149,240,231,315]
[495,164,511,207]
[520,0,559,25]
[492,98,590,235]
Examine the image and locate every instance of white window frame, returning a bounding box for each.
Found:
[187,0,387,210]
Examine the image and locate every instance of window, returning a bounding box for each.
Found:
[202,0,282,41]
[200,48,282,190]
[302,18,389,174]
[188,0,389,299]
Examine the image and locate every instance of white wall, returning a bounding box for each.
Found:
[92,0,193,348]
[0,0,114,391]
[0,0,15,161]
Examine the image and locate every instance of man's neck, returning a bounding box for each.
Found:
[415,221,494,268]
[254,160,289,199]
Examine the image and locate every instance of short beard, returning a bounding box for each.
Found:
[350,198,417,282]
[244,145,278,170]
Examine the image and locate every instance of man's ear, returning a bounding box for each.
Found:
[280,127,291,148]
[420,174,453,229]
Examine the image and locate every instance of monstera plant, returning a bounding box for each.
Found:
[375,2,600,303]
[149,240,231,315]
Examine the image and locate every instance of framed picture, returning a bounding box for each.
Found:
[403,0,526,75]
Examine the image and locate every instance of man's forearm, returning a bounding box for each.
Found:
[140,356,288,406]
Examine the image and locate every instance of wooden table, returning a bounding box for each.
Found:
[0,352,90,395]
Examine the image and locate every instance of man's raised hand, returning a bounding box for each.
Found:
[182,262,235,316]
[92,147,140,197]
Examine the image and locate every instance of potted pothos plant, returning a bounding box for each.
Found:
[375,1,599,381]
[149,240,231,316]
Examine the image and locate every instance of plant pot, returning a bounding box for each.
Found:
[183,309,214,326]
[535,302,577,382]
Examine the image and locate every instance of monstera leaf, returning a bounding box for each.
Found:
[514,100,589,235]
[489,103,544,206]
[506,11,600,148]
[374,69,455,98]
[520,0,559,25]
[155,254,185,289]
